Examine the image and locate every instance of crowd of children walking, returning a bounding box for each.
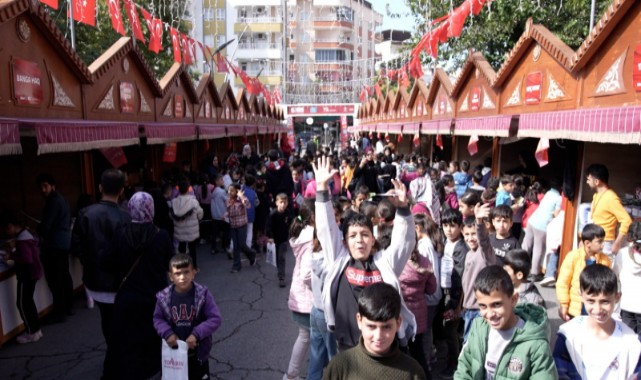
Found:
[2,139,641,380]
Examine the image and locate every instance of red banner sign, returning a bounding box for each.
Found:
[340,115,348,149]
[471,86,481,111]
[100,147,128,168]
[119,82,134,113]
[205,101,212,119]
[525,72,542,105]
[634,45,641,92]
[174,95,184,118]
[438,95,447,114]
[287,104,355,115]
[162,143,177,163]
[13,59,43,106]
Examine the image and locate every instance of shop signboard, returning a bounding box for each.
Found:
[119,82,135,113]
[12,58,43,106]
[471,86,481,111]
[525,72,542,105]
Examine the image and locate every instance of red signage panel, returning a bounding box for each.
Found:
[174,95,184,118]
[471,87,481,111]
[13,59,43,106]
[525,72,542,105]
[119,82,135,113]
[634,45,641,92]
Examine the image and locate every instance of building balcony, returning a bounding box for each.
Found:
[237,16,283,24]
[235,43,283,60]
[234,22,283,33]
[313,18,353,30]
[312,41,354,50]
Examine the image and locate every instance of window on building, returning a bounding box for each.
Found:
[315,50,346,62]
[216,35,226,46]
[299,12,310,20]
[216,8,225,20]
[289,54,295,62]
[336,7,353,21]
[204,8,214,21]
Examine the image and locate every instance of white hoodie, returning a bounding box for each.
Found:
[171,194,203,242]
[613,246,641,314]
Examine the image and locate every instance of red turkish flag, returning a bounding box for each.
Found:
[467,134,479,156]
[448,1,470,38]
[70,0,96,26]
[107,0,125,35]
[535,138,549,167]
[123,0,144,42]
[162,143,177,163]
[262,87,273,105]
[436,134,443,150]
[141,9,163,53]
[39,0,58,9]
[239,70,263,95]
[188,38,198,65]
[397,133,403,143]
[399,70,410,88]
[170,28,181,63]
[470,0,486,15]
[375,83,382,98]
[359,88,367,102]
[181,33,193,65]
[413,133,420,147]
[409,55,423,78]
[215,53,229,73]
[273,87,282,104]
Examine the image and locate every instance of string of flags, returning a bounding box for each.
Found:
[39,0,282,105]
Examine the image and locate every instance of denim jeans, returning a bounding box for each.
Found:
[308,306,337,380]
[463,309,481,343]
[545,249,559,279]
[230,225,248,270]
[276,242,289,280]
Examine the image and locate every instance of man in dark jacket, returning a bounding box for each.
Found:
[72,169,131,380]
[265,149,294,203]
[353,147,381,194]
[36,173,73,323]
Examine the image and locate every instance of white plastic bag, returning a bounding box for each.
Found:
[266,242,277,267]
[161,339,188,380]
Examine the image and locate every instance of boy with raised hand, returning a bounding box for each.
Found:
[455,266,556,380]
[323,282,426,380]
[554,264,641,380]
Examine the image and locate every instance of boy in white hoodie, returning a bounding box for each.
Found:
[613,221,641,334]
[554,264,641,379]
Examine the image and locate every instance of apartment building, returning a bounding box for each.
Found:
[196,0,382,104]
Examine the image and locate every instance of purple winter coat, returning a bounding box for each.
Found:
[153,281,222,361]
[13,229,43,281]
[398,255,436,335]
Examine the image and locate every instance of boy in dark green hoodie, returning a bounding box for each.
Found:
[455,266,556,380]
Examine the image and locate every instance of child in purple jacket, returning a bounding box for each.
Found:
[153,254,222,379]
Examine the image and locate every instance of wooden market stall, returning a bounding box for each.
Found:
[422,68,456,163]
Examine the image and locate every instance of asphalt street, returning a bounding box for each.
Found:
[0,243,562,379]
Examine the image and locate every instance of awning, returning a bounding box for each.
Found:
[35,121,139,155]
[226,124,245,137]
[420,119,452,135]
[518,106,641,144]
[198,125,226,139]
[403,122,420,135]
[244,124,260,135]
[454,115,512,137]
[0,119,22,156]
[387,122,403,134]
[376,124,388,134]
[258,125,268,134]
[144,123,197,145]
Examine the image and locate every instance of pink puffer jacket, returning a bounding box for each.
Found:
[288,225,314,313]
[399,255,436,334]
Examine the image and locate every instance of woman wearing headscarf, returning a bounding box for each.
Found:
[111,192,174,379]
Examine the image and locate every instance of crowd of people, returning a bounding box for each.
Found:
[1,136,640,380]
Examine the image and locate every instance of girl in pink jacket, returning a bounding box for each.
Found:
[283,203,317,380]
[399,247,437,378]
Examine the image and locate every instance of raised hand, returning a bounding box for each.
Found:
[474,202,491,221]
[387,179,408,208]
[312,155,338,192]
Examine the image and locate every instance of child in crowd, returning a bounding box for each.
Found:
[226,184,256,273]
[399,235,437,378]
[171,179,204,269]
[502,249,546,308]
[469,170,485,192]
[410,162,441,225]
[283,204,316,380]
[153,254,222,380]
[458,190,480,219]
[351,185,370,213]
[291,168,307,211]
[453,160,472,199]
[456,266,556,379]
[460,204,496,342]
[253,176,270,254]
[556,224,610,321]
[210,174,229,255]
[1,211,43,343]
[554,264,641,379]
[313,157,416,352]
[322,283,426,380]
[613,221,641,334]
[489,205,520,265]
[242,174,258,250]
[439,208,468,377]
[414,213,443,371]
[441,174,458,210]
[267,193,294,287]
[495,175,515,207]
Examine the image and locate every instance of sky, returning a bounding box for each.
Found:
[368,0,415,32]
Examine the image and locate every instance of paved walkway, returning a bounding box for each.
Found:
[0,244,563,379]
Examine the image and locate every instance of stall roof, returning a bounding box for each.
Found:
[408,78,429,109]
[88,37,162,97]
[393,87,410,118]
[426,68,454,105]
[451,51,497,98]
[159,63,199,104]
[218,81,239,111]
[494,19,575,87]
[571,0,635,71]
[0,0,92,84]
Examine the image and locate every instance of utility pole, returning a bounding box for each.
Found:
[68,0,76,49]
